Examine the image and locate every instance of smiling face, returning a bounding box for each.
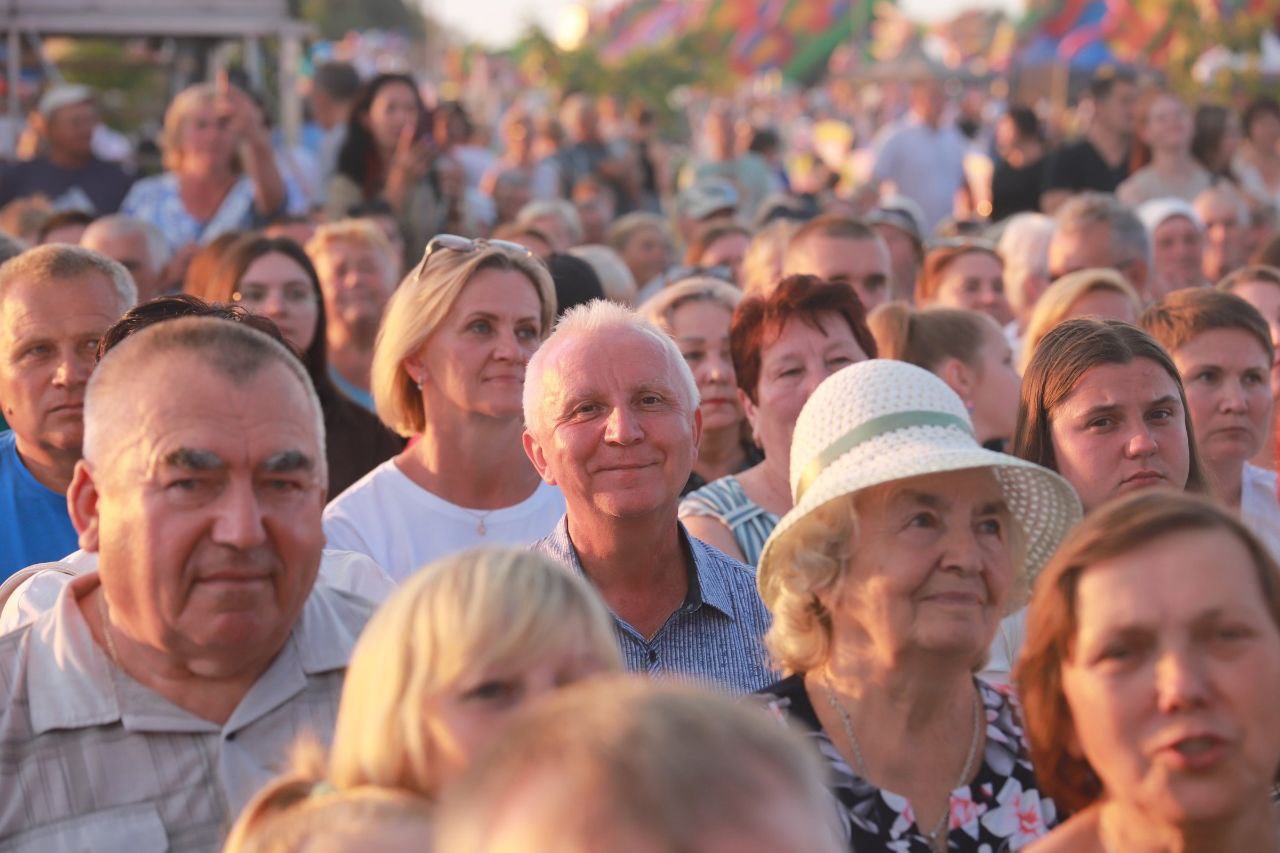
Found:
[932,251,1012,325]
[311,239,396,349]
[525,329,700,524]
[827,468,1014,665]
[234,252,320,354]
[78,354,326,666]
[743,313,868,466]
[1173,328,1272,469]
[408,267,544,421]
[0,272,122,463]
[670,299,740,433]
[1049,359,1191,513]
[1061,528,1280,825]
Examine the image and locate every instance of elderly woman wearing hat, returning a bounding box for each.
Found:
[757,359,1082,852]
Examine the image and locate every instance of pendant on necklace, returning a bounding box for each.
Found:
[476,517,487,536]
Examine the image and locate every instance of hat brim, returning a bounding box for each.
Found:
[759,435,1082,584]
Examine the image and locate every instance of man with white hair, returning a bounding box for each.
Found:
[0,317,375,850]
[0,245,135,580]
[525,300,772,693]
[80,213,173,301]
[1194,182,1250,284]
[1137,198,1207,298]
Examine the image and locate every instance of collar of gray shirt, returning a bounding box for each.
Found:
[535,514,738,620]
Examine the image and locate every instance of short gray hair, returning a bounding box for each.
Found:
[1054,192,1151,267]
[0,243,137,316]
[515,199,583,246]
[522,299,699,438]
[85,317,327,486]
[81,214,172,275]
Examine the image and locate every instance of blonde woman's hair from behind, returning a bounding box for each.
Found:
[436,677,844,853]
[1020,268,1142,373]
[327,547,622,799]
[370,241,556,436]
[223,741,434,853]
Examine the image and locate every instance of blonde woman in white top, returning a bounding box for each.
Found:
[324,236,564,581]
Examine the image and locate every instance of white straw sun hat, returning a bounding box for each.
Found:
[757,360,1082,582]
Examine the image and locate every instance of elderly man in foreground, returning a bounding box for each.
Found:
[526,300,772,693]
[0,318,375,851]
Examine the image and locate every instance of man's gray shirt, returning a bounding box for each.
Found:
[0,576,375,852]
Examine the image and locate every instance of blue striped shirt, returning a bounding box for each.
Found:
[533,515,776,694]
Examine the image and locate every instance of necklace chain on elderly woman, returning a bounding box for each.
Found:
[821,671,983,852]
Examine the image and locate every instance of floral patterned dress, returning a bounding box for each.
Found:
[758,674,1057,852]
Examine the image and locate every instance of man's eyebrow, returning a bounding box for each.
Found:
[260,450,316,475]
[162,448,225,471]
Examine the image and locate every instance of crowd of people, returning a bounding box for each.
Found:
[1,56,1280,852]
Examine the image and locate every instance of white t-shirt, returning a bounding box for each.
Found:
[0,548,395,635]
[1242,463,1280,561]
[323,459,566,582]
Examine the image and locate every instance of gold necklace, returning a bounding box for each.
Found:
[822,670,983,852]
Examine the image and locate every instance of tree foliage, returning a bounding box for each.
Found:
[509,24,732,125]
[294,0,425,40]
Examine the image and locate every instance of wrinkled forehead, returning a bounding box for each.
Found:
[0,273,120,337]
[99,354,321,465]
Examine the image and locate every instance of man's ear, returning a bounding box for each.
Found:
[523,429,556,485]
[67,460,102,553]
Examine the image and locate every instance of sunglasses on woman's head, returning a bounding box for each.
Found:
[413,234,536,280]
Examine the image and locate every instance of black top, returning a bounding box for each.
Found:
[323,396,405,500]
[1042,138,1130,197]
[991,157,1046,221]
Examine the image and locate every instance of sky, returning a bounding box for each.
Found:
[423,0,1025,50]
